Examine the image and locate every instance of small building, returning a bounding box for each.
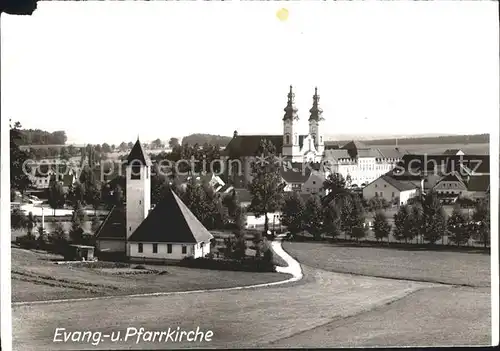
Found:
[443,149,465,156]
[65,245,95,261]
[363,174,419,205]
[432,173,468,200]
[465,174,490,200]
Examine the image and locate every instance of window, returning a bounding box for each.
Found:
[139,200,142,205]
[375,184,378,188]
[131,164,141,180]
[384,184,387,188]
[312,181,316,185]
[167,244,172,253]
[146,167,149,179]
[138,243,143,253]
[285,134,290,144]
[392,192,395,198]
[152,243,158,253]
[182,246,187,254]
[129,226,132,232]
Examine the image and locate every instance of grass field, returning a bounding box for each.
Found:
[11,246,291,303]
[282,241,490,287]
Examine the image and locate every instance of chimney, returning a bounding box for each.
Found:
[233,130,238,138]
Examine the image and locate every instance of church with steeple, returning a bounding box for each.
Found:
[223,85,328,187]
[223,85,407,190]
[95,138,213,261]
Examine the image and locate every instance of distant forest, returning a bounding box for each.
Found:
[181,133,233,147]
[329,134,489,146]
[15,129,67,145]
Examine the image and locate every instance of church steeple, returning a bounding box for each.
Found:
[309,87,324,121]
[283,85,299,121]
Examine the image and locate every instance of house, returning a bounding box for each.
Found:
[465,174,490,200]
[222,86,405,189]
[432,173,468,202]
[443,149,465,156]
[363,174,420,205]
[95,138,213,261]
[177,172,226,192]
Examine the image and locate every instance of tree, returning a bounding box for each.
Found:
[169,137,180,149]
[50,221,70,255]
[69,202,87,244]
[101,143,112,154]
[152,138,164,149]
[367,196,389,213]
[11,208,26,230]
[422,192,447,244]
[322,172,347,197]
[281,192,306,235]
[182,181,209,224]
[322,201,342,240]
[202,186,228,230]
[26,211,36,239]
[119,142,128,152]
[59,147,71,161]
[393,204,411,243]
[247,139,286,234]
[408,204,424,243]
[48,180,66,216]
[447,205,470,247]
[222,189,240,220]
[304,195,324,240]
[472,197,490,248]
[127,141,134,149]
[340,195,366,241]
[87,184,101,215]
[232,207,247,260]
[373,211,391,242]
[68,181,86,207]
[10,121,33,194]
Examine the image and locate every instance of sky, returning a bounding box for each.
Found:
[1,1,499,145]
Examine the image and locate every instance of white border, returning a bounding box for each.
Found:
[1,70,13,350]
[1,1,499,349]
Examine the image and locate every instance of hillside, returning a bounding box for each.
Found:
[181,133,232,147]
[326,134,489,146]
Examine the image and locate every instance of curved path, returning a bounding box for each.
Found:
[12,239,481,350]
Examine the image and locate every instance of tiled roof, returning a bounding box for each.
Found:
[281,167,311,183]
[223,135,283,157]
[443,149,462,155]
[380,175,419,192]
[95,206,126,241]
[126,139,152,166]
[128,190,213,244]
[323,149,352,161]
[467,175,490,192]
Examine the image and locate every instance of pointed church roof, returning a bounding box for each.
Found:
[126,139,152,166]
[283,85,299,121]
[95,205,127,241]
[128,189,214,243]
[309,87,324,121]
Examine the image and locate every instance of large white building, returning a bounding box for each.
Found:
[96,139,213,261]
[223,86,406,190]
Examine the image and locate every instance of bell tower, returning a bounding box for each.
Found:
[282,85,300,159]
[126,138,151,241]
[309,87,325,157]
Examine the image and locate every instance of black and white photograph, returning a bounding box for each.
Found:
[1,1,499,350]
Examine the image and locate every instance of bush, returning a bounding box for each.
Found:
[15,235,38,249]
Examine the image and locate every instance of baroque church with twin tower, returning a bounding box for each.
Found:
[224,85,405,189]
